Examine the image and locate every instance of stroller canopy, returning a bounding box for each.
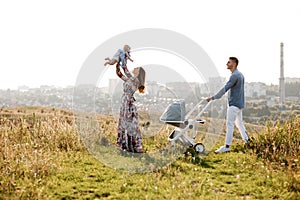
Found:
[160,99,186,122]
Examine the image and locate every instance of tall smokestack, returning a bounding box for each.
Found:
[279,42,285,107]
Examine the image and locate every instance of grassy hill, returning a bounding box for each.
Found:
[0,107,299,199]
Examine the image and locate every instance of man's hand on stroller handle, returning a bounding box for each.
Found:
[201,97,212,102]
[206,97,213,102]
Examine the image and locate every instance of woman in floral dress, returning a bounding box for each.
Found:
[116,63,146,153]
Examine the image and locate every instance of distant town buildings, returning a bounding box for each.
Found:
[245,82,267,97]
[1,77,299,113]
[285,77,300,83]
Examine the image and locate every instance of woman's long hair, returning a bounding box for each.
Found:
[137,67,146,93]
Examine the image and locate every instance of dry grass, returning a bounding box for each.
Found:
[0,107,84,198]
[246,115,300,192]
[1,106,299,199]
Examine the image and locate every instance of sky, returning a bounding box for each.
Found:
[0,0,299,90]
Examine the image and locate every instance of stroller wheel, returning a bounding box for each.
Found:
[194,143,205,154]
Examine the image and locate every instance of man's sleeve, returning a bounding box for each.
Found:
[212,74,238,100]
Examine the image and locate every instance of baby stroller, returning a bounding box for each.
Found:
[160,99,211,155]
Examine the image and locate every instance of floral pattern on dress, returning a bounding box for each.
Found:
[116,65,143,153]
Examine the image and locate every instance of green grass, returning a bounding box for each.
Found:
[0,107,299,199]
[38,148,296,199]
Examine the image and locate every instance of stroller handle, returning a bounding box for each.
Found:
[169,99,211,143]
[185,98,211,119]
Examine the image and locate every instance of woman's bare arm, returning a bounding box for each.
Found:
[116,64,128,81]
[122,66,133,78]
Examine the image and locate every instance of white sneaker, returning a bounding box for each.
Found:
[215,145,230,153]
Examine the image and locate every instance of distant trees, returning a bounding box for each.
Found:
[244,105,271,117]
[285,82,300,97]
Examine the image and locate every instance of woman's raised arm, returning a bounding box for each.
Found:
[116,63,128,81]
[116,63,134,81]
[122,65,133,78]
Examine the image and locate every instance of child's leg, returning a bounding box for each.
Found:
[104,59,117,66]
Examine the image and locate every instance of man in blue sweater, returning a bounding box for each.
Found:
[206,57,249,153]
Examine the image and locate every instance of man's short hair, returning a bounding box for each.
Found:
[229,57,239,66]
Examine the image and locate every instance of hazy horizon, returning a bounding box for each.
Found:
[3,77,299,91]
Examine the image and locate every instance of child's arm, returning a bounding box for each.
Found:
[125,52,133,62]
